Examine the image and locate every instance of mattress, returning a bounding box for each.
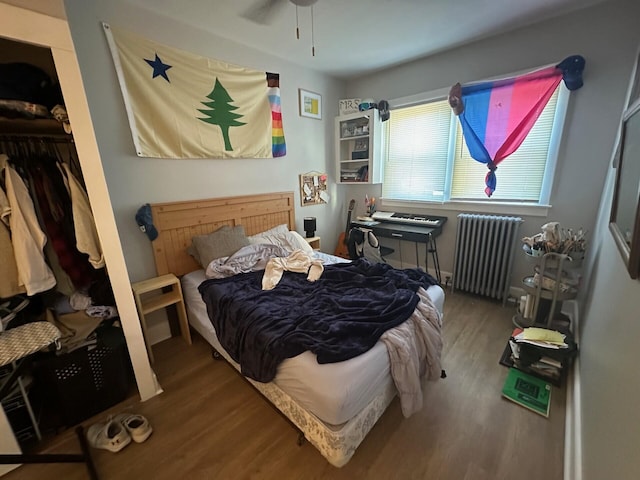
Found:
[181,258,444,426]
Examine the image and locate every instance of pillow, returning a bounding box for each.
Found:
[248,230,314,254]
[252,223,289,237]
[189,225,250,268]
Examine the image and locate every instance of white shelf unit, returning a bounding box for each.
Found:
[335,109,383,184]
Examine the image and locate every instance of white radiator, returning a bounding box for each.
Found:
[453,214,523,304]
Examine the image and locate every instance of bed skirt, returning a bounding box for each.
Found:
[215,342,397,467]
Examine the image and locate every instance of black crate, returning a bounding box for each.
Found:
[35,341,133,427]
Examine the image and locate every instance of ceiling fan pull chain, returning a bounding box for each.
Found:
[295,5,300,39]
[311,5,315,56]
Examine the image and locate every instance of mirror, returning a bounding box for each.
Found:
[610,97,640,279]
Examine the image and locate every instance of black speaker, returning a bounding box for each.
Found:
[304,217,316,238]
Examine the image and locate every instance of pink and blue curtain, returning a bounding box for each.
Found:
[448,56,585,196]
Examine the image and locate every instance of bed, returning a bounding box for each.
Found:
[149,192,444,467]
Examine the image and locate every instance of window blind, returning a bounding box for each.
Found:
[383,101,453,201]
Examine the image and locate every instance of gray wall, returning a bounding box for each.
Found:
[63,0,346,340]
[580,163,640,479]
[576,4,640,474]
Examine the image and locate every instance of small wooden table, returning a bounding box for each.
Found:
[304,235,321,250]
[131,273,191,363]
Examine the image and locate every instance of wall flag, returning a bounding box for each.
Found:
[103,23,286,159]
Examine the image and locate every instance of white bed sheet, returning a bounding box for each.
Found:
[181,260,444,426]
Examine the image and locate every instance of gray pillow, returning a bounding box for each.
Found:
[189,225,250,268]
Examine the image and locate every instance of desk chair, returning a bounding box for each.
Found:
[0,322,98,480]
[347,227,394,263]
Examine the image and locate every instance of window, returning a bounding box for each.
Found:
[382,84,568,206]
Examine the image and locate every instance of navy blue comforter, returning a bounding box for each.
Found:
[198,258,438,382]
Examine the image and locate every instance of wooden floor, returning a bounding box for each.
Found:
[3,291,566,480]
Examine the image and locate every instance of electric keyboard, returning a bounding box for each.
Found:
[371,211,444,227]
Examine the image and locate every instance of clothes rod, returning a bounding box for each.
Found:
[0,134,74,143]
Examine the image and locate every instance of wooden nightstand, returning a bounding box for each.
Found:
[304,236,321,250]
[131,273,191,363]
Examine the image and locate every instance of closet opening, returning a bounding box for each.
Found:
[1,36,134,454]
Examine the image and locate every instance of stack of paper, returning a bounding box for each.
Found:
[514,327,568,349]
[506,327,567,385]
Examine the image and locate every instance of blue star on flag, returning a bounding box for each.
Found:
[145,54,172,82]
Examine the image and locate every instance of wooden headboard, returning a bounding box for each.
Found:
[150,191,295,276]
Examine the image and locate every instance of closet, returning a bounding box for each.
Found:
[0,35,129,454]
[0,7,159,475]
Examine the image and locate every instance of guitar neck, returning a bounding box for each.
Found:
[345,211,352,233]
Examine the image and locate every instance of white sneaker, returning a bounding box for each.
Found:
[114,413,153,443]
[86,418,131,452]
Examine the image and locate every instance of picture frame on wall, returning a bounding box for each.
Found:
[609,43,640,280]
[299,171,329,206]
[299,89,322,120]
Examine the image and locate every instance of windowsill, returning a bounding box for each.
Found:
[381,199,551,217]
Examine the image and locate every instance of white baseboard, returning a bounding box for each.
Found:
[509,285,526,299]
[562,300,582,480]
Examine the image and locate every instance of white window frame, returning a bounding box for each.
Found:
[382,80,570,217]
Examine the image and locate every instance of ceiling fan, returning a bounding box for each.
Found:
[242,0,320,55]
[242,0,319,25]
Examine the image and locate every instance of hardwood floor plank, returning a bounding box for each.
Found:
[2,291,566,479]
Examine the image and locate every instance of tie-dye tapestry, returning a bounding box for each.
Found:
[448,56,584,196]
[103,23,286,159]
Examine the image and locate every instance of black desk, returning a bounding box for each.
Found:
[351,217,447,283]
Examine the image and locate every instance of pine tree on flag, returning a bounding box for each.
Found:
[198,78,246,151]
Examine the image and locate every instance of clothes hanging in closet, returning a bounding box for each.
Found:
[29,160,95,290]
[0,172,26,298]
[60,162,104,269]
[0,139,104,297]
[0,153,56,295]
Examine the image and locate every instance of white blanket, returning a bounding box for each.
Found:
[380,287,443,417]
[262,250,324,290]
[205,243,289,279]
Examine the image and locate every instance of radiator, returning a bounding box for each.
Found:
[453,214,523,304]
